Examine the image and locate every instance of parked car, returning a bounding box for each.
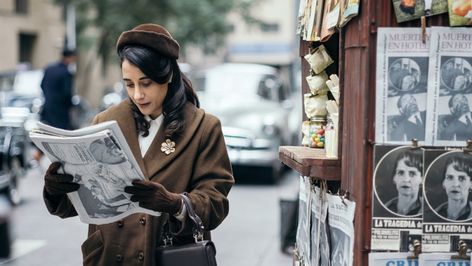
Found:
[192,63,295,182]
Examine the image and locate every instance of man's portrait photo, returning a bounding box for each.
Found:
[437,93,472,141]
[388,57,427,96]
[386,57,428,143]
[440,57,472,95]
[424,151,472,222]
[374,146,424,217]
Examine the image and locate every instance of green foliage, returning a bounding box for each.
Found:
[54,0,256,68]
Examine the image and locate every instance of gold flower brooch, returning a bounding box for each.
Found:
[161,139,176,155]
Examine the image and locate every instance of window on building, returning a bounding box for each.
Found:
[19,33,37,66]
[15,0,28,14]
[260,23,279,33]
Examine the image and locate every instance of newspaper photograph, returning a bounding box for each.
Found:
[29,121,160,225]
[310,186,330,266]
[423,149,472,252]
[419,253,470,265]
[368,252,418,266]
[372,145,424,251]
[295,175,312,265]
[426,27,472,147]
[327,192,355,266]
[376,28,431,145]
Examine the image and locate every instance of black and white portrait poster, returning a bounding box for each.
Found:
[426,27,472,147]
[372,145,424,251]
[423,149,472,252]
[295,176,312,264]
[376,28,431,146]
[327,193,355,266]
[368,252,418,266]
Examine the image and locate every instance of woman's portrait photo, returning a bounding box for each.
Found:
[374,146,423,217]
[440,57,472,94]
[424,151,472,222]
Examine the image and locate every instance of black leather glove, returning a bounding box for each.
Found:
[44,162,80,196]
[124,180,182,215]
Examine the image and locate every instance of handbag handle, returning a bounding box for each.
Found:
[181,193,205,242]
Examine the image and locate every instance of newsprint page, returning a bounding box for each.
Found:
[376,27,431,146]
[371,145,423,251]
[422,149,472,252]
[426,27,472,146]
[29,121,160,225]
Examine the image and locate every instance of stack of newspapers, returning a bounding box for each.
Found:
[30,121,160,224]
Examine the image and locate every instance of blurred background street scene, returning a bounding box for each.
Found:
[0,0,303,265]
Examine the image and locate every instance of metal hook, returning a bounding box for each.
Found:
[451,240,470,260]
[407,239,421,259]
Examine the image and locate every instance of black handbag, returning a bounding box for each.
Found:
[155,195,217,266]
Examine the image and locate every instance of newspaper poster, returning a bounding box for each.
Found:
[376,27,431,146]
[295,175,312,265]
[419,253,470,265]
[426,27,472,146]
[448,0,472,26]
[372,145,424,251]
[327,193,355,266]
[368,252,418,266]
[310,186,330,266]
[29,121,160,225]
[423,149,472,252]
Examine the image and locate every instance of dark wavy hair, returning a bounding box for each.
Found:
[392,148,423,178]
[443,153,472,182]
[118,45,199,139]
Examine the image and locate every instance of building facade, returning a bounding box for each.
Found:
[0,0,65,72]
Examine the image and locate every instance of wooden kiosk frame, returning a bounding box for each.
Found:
[279,1,450,264]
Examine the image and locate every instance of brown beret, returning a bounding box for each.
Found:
[116,23,180,59]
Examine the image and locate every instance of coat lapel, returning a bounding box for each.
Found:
[114,100,149,178]
[144,103,204,179]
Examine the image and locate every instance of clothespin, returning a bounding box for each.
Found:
[451,240,471,260]
[410,138,421,150]
[420,16,427,44]
[407,240,422,260]
[337,189,350,206]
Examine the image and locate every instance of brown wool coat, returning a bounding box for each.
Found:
[43,99,234,265]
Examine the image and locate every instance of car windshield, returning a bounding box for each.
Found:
[196,70,282,102]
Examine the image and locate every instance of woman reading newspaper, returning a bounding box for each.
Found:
[42,23,234,265]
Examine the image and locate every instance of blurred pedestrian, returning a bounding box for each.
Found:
[42,23,234,265]
[40,48,77,130]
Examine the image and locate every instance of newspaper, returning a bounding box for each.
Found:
[418,253,470,265]
[29,121,160,225]
[376,27,431,146]
[426,27,472,147]
[327,192,355,266]
[310,186,330,266]
[422,149,472,252]
[295,176,312,266]
[368,252,418,266]
[371,145,423,251]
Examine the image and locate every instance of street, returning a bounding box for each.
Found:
[0,163,298,266]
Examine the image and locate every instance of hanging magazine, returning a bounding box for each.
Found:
[295,176,312,265]
[327,193,355,266]
[29,121,160,225]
